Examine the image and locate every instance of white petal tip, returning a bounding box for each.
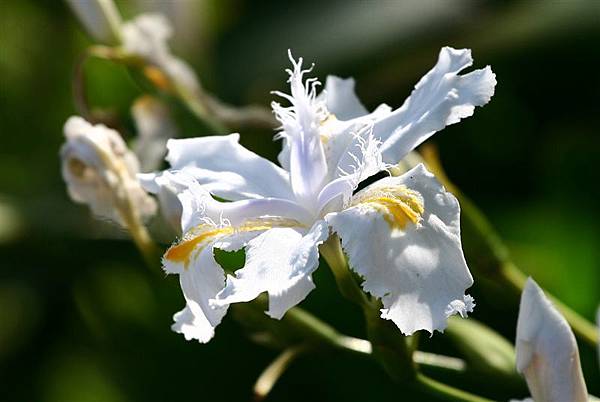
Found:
[171,308,216,343]
[445,295,476,319]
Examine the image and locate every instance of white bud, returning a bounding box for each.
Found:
[61,116,156,225]
[516,278,588,402]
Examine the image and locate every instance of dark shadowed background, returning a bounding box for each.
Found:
[1,0,599,401]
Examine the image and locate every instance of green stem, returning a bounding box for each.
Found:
[173,84,229,134]
[120,210,160,269]
[81,45,276,133]
[421,145,598,346]
[285,307,468,374]
[95,138,161,269]
[364,306,416,382]
[242,298,473,400]
[279,302,366,354]
[413,351,465,373]
[319,234,495,400]
[238,298,467,375]
[319,235,370,306]
[416,374,494,402]
[320,235,416,381]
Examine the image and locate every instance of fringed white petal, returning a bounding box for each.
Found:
[272,51,328,209]
[320,104,392,184]
[372,47,496,163]
[171,246,228,343]
[212,220,329,319]
[326,164,473,335]
[317,127,385,212]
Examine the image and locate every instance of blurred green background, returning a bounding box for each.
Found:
[1,0,599,401]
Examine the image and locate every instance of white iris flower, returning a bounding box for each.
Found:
[142,47,496,343]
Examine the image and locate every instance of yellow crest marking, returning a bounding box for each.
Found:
[354,186,424,230]
[164,219,304,269]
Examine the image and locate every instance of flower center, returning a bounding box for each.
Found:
[352,186,424,230]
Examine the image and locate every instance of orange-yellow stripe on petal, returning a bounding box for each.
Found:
[164,218,305,269]
[165,227,234,267]
[354,186,424,230]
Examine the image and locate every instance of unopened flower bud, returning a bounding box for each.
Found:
[61,116,156,226]
[515,278,588,402]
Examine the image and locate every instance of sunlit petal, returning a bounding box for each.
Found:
[166,134,294,201]
[372,47,496,163]
[327,164,473,335]
[272,52,329,208]
[213,221,329,319]
[317,128,385,213]
[320,75,368,120]
[171,245,228,343]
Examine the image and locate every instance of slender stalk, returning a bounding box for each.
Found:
[239,298,468,374]
[413,351,465,372]
[254,345,307,401]
[250,333,469,401]
[96,0,122,43]
[320,235,416,381]
[279,302,361,352]
[119,208,160,269]
[93,139,160,269]
[114,164,160,269]
[285,308,468,374]
[421,144,598,346]
[82,42,276,134]
[319,235,496,400]
[415,374,494,402]
[72,52,92,120]
[172,83,229,134]
[319,235,370,306]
